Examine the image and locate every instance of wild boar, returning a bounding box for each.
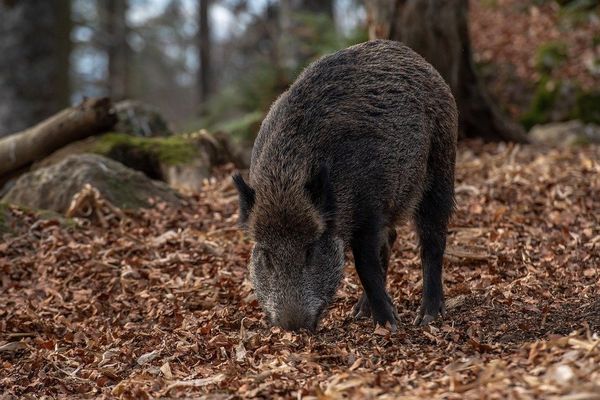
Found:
[233,39,458,332]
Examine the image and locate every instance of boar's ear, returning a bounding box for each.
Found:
[305,164,335,217]
[232,172,255,225]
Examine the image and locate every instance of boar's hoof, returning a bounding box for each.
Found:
[352,294,371,320]
[374,313,399,332]
[414,300,445,326]
[371,294,399,332]
[415,314,436,326]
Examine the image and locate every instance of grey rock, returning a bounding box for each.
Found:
[530,120,600,145]
[2,153,181,213]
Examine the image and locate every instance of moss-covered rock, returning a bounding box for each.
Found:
[92,132,198,169]
[32,130,247,193]
[530,120,600,145]
[2,154,181,213]
[93,131,247,192]
[35,132,197,174]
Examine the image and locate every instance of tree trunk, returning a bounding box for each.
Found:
[0,98,116,177]
[0,0,72,137]
[365,0,528,142]
[56,1,72,112]
[279,0,296,70]
[197,0,212,112]
[99,0,130,101]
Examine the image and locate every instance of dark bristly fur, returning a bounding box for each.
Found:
[233,40,458,332]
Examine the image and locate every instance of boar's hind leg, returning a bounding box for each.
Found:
[351,225,399,330]
[353,228,397,320]
[413,171,454,326]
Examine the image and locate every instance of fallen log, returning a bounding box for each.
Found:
[0,97,116,177]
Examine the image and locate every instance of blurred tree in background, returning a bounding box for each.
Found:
[0,0,71,136]
[71,0,199,123]
[201,0,366,139]
[197,0,212,111]
[364,0,528,142]
[98,0,131,100]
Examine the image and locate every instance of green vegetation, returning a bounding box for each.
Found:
[0,202,78,234]
[92,133,197,166]
[556,0,600,24]
[103,176,150,209]
[202,13,367,141]
[556,0,599,10]
[535,41,567,74]
[214,111,264,141]
[480,0,499,8]
[293,11,368,74]
[0,202,9,233]
[574,91,600,124]
[37,209,78,228]
[521,78,560,129]
[522,37,599,129]
[521,79,600,129]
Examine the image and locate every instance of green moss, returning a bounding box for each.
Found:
[556,0,599,25]
[92,133,197,166]
[481,0,499,8]
[556,0,599,11]
[521,77,600,129]
[103,175,149,209]
[61,217,79,229]
[0,203,78,234]
[570,134,592,146]
[215,111,264,140]
[36,209,62,220]
[535,42,567,74]
[36,209,78,227]
[0,202,9,233]
[520,78,560,129]
[573,91,600,124]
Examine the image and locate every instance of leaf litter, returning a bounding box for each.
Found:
[0,141,599,399]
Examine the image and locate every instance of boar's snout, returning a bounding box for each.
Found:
[271,306,319,332]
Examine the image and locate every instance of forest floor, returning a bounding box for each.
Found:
[1,141,599,399]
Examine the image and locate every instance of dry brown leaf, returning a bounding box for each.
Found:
[164,373,226,392]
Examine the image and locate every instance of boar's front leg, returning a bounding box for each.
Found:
[353,227,397,319]
[351,224,399,331]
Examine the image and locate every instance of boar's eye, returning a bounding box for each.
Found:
[305,245,315,264]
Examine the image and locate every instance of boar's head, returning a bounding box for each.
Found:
[233,165,344,332]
